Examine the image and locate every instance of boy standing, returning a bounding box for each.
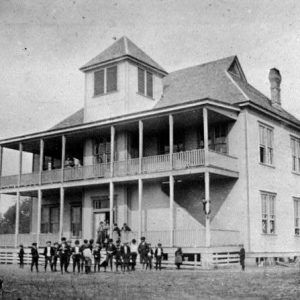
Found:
[72,240,81,273]
[155,243,164,270]
[121,242,131,272]
[52,242,59,272]
[106,239,116,271]
[43,241,54,272]
[114,240,123,272]
[30,243,39,272]
[138,237,148,269]
[93,243,101,272]
[18,244,24,269]
[146,243,154,270]
[130,239,138,271]
[239,244,246,271]
[59,238,69,274]
[83,246,92,274]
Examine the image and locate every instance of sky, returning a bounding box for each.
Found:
[0,0,300,209]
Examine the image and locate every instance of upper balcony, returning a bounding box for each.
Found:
[0,104,239,191]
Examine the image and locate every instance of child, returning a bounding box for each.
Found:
[30,242,39,272]
[59,238,69,274]
[43,241,54,272]
[121,242,131,272]
[114,240,123,272]
[146,243,154,270]
[80,240,89,273]
[138,237,148,269]
[175,247,183,269]
[72,240,81,273]
[93,243,101,272]
[155,243,164,270]
[18,244,24,269]
[83,246,92,274]
[130,239,138,271]
[106,239,116,271]
[52,242,59,272]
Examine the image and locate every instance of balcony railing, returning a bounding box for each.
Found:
[0,149,238,189]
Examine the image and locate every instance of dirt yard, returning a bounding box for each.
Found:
[0,264,299,299]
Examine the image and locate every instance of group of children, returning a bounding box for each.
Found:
[18,236,166,274]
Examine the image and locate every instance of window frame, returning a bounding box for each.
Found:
[137,66,153,99]
[94,65,118,96]
[41,205,60,234]
[294,197,300,236]
[70,204,82,238]
[291,135,300,173]
[259,122,274,166]
[261,191,276,235]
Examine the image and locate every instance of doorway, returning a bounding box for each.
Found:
[93,211,110,237]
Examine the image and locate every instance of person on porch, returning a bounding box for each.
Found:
[138,237,149,269]
[43,241,54,272]
[112,223,121,241]
[97,221,105,244]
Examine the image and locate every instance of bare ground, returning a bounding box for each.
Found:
[0,264,300,299]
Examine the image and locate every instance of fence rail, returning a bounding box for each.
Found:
[0,149,238,189]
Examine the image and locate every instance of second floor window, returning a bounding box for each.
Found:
[261,192,276,234]
[94,65,117,96]
[259,123,274,165]
[138,67,153,98]
[291,136,300,172]
[294,198,300,236]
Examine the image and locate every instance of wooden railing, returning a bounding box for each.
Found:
[142,153,171,173]
[0,148,238,189]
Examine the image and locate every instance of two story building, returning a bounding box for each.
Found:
[0,36,300,263]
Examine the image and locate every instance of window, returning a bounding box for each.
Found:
[93,137,111,163]
[93,196,110,209]
[259,124,274,165]
[41,206,59,234]
[291,137,300,172]
[137,67,153,98]
[71,206,82,238]
[261,192,276,234]
[294,198,300,236]
[94,66,117,96]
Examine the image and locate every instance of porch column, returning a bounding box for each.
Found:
[139,120,143,174]
[39,139,44,185]
[109,181,114,235]
[203,107,209,166]
[18,142,23,187]
[205,171,211,247]
[14,191,20,247]
[110,126,115,177]
[169,175,174,247]
[169,114,174,169]
[138,178,143,238]
[61,135,66,182]
[59,187,64,239]
[37,189,42,244]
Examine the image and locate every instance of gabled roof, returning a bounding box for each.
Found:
[80,36,167,74]
[51,108,84,130]
[156,56,246,108]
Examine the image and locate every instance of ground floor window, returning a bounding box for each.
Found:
[294,197,300,236]
[71,205,82,238]
[41,205,59,233]
[261,192,276,234]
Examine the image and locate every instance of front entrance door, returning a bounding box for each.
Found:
[93,211,110,237]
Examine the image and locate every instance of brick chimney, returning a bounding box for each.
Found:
[268,68,281,106]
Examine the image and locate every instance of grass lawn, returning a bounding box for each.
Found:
[0,264,300,299]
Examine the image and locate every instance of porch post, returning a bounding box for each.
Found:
[169,114,174,169]
[14,191,20,247]
[59,187,64,239]
[169,175,174,247]
[37,189,42,245]
[61,135,66,182]
[109,181,114,236]
[203,107,208,166]
[138,178,143,238]
[18,142,23,187]
[39,139,44,185]
[110,126,115,177]
[139,120,143,174]
[205,171,211,247]
[0,146,3,187]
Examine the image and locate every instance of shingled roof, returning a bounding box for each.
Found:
[80,36,167,74]
[51,108,84,130]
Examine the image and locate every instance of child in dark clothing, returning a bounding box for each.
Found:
[155,243,164,270]
[30,243,39,272]
[52,242,59,272]
[146,243,154,270]
[93,243,101,272]
[18,244,24,268]
[72,240,81,273]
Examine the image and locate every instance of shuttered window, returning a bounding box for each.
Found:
[94,69,105,95]
[294,198,300,236]
[137,67,153,98]
[94,65,117,96]
[291,136,300,172]
[106,66,117,92]
[146,71,153,97]
[261,192,276,234]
